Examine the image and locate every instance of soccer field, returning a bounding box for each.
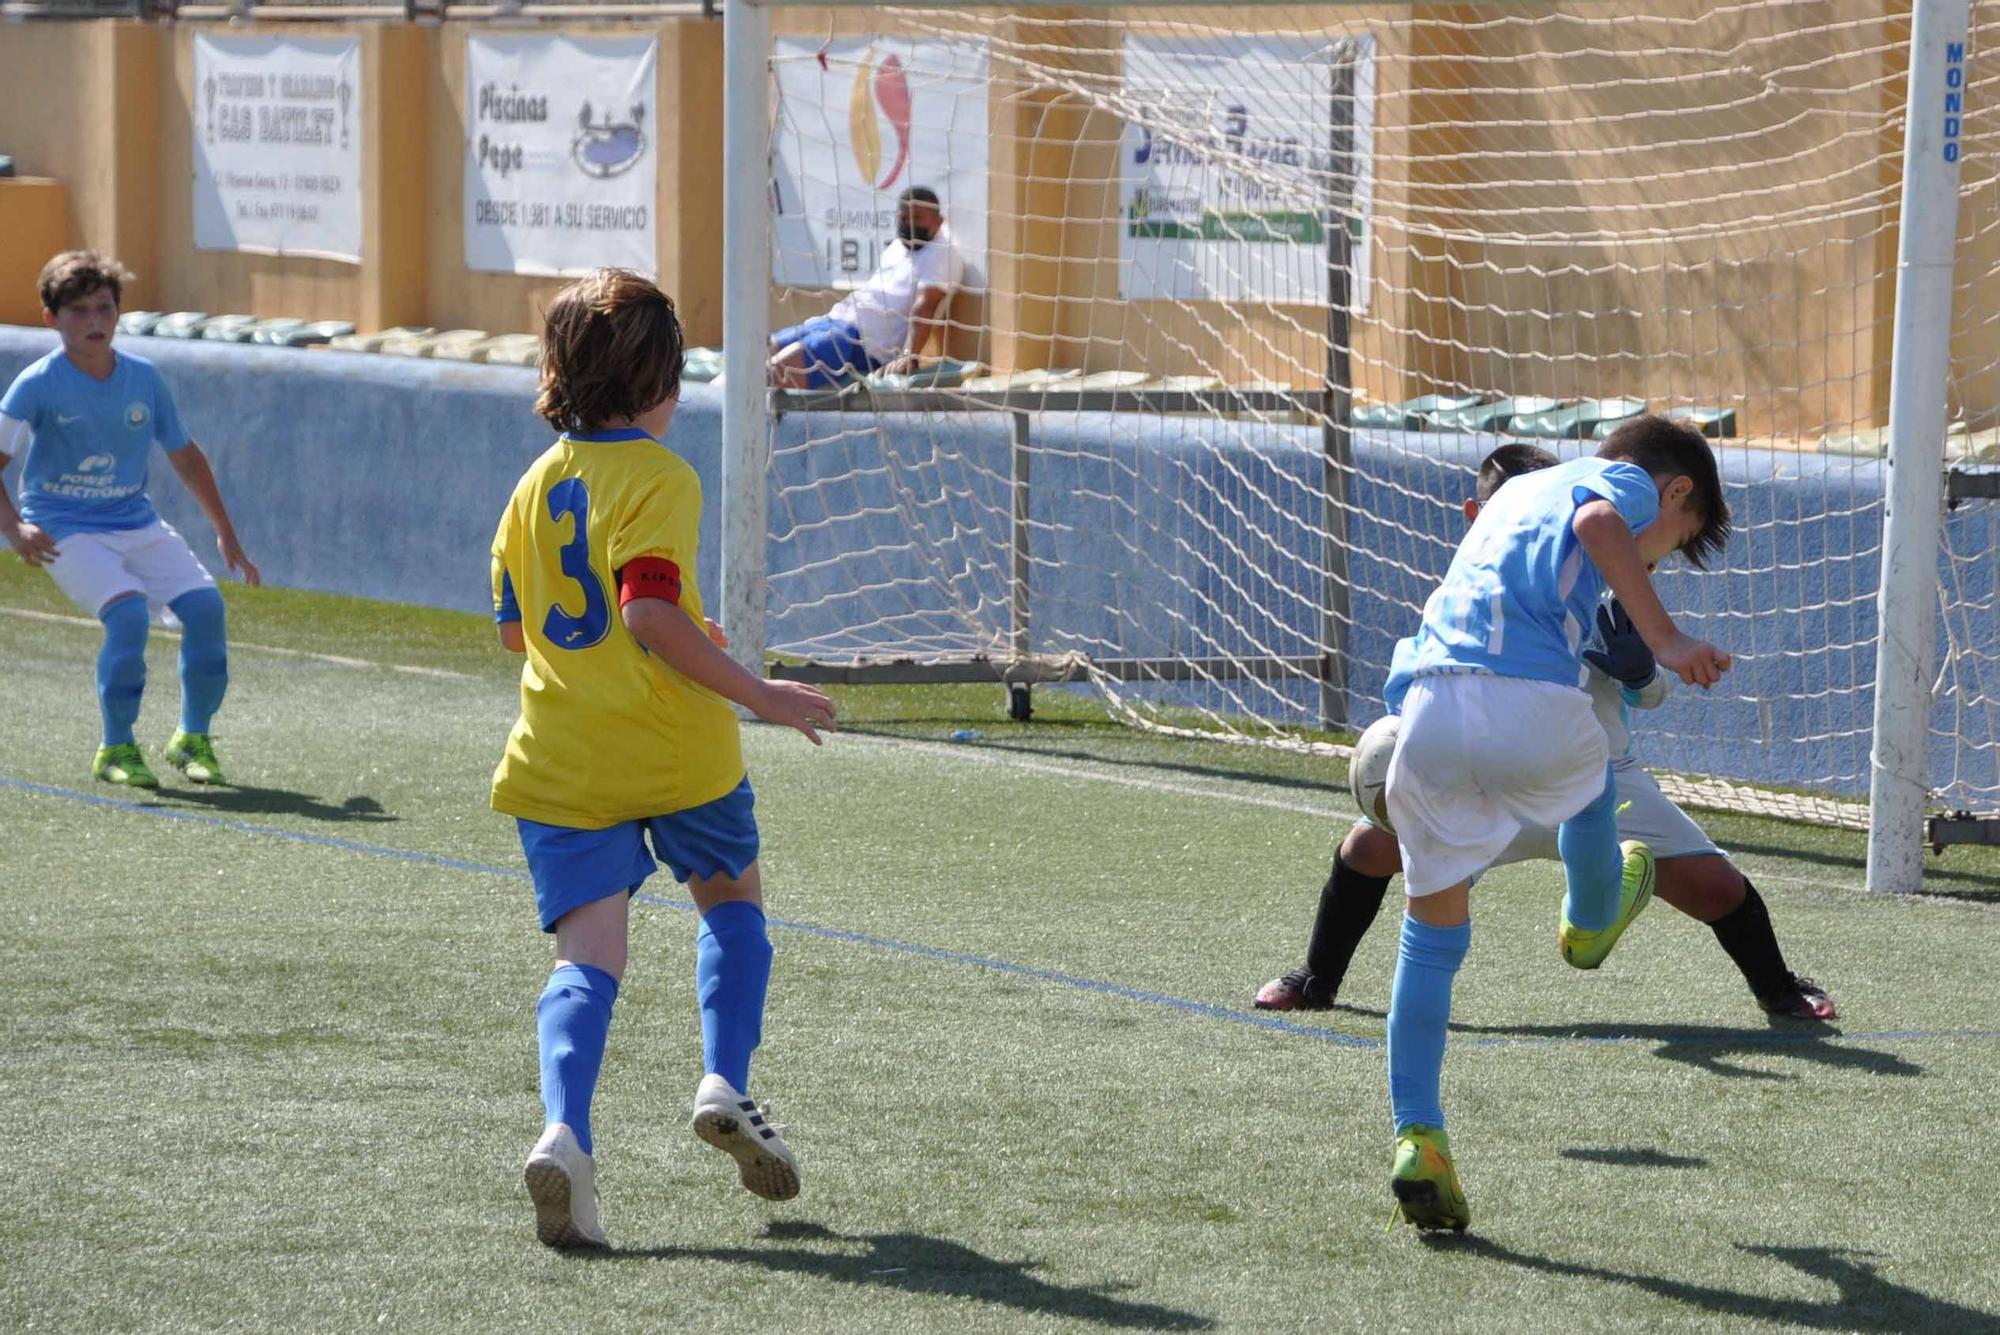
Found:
[3,560,1997,1333]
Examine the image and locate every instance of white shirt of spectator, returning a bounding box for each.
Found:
[829,226,965,363]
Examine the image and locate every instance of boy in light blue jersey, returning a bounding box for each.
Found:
[0,252,260,787]
[1380,416,1732,1232]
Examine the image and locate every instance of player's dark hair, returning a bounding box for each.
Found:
[899,185,941,209]
[38,250,133,313]
[535,268,684,434]
[1474,442,1559,503]
[1596,414,1732,570]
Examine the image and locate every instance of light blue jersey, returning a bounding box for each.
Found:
[1386,457,1659,710]
[0,349,190,540]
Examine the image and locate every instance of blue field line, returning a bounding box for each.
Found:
[7,772,1998,1057]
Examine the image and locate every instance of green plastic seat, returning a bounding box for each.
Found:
[117,311,164,336]
[1426,396,1564,434]
[197,315,261,343]
[1514,397,1646,440]
[1353,394,1489,431]
[328,326,435,354]
[151,312,214,340]
[682,346,725,382]
[262,320,355,348]
[475,334,541,366]
[1666,406,1738,439]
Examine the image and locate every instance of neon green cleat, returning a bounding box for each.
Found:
[1559,839,1656,970]
[1389,1125,1470,1232]
[93,743,159,790]
[164,730,227,785]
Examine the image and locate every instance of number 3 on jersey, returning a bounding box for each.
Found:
[543,477,611,650]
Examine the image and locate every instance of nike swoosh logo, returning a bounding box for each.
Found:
[56,414,83,426]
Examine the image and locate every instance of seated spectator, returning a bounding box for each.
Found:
[769,185,962,389]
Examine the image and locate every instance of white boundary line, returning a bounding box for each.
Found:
[6,600,1976,906]
[0,606,476,681]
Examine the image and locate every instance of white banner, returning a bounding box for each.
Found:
[1119,34,1374,308]
[193,35,362,263]
[772,37,987,290]
[465,34,658,278]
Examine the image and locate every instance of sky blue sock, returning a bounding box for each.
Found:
[169,588,228,735]
[1387,915,1471,1133]
[696,900,773,1094]
[96,596,149,747]
[1558,764,1623,931]
[536,962,619,1155]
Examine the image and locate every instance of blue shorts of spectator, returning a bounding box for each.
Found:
[772,316,879,389]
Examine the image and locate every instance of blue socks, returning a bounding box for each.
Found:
[1387,914,1472,1132]
[96,596,150,746]
[536,962,619,1155]
[169,587,228,735]
[1558,763,1623,931]
[696,900,773,1094]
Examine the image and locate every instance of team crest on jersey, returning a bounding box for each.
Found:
[125,401,149,429]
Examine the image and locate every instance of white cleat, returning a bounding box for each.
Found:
[691,1074,800,1202]
[523,1122,608,1249]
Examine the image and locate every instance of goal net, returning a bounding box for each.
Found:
[752,1,2000,829]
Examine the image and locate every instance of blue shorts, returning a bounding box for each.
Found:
[516,778,761,932]
[773,316,878,389]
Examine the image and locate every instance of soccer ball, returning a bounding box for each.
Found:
[1347,714,1400,831]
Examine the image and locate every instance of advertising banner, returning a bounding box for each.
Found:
[772,37,987,290]
[465,34,658,277]
[193,34,363,263]
[1119,34,1374,308]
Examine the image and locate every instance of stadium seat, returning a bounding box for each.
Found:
[475,334,541,366]
[150,312,214,340]
[196,315,261,343]
[682,346,724,382]
[426,330,494,362]
[1425,395,1564,434]
[872,358,981,390]
[1513,397,1646,439]
[328,327,435,353]
[259,320,355,348]
[1353,393,1490,431]
[1075,370,1150,391]
[1663,406,1738,439]
[116,311,164,336]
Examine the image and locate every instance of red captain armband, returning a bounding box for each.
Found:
[618,556,683,606]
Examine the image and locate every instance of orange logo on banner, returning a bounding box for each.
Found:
[848,49,912,191]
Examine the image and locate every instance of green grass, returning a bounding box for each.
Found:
[2,558,1997,1333]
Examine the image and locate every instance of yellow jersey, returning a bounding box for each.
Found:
[489,428,743,828]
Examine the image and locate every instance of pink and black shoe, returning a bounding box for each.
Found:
[1254,968,1335,1012]
[1757,974,1837,1021]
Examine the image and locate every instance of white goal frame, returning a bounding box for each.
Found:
[720,0,1975,894]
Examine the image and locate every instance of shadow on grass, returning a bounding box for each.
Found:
[842,723,1340,798]
[152,785,396,825]
[593,1220,1213,1329]
[1446,1018,1923,1081]
[1331,1004,1921,1080]
[1435,1237,2000,1333]
[1558,1147,1708,1170]
[1724,835,2000,900]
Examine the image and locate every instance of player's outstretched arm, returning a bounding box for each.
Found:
[1573,500,1729,688]
[166,441,260,586]
[622,597,837,745]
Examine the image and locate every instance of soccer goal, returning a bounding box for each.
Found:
[717,0,2000,891]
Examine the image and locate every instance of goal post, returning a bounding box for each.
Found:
[722,0,1999,867]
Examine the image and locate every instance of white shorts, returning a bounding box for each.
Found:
[1387,674,1611,896]
[45,520,215,621]
[1495,759,1723,865]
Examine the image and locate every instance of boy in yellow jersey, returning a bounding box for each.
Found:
[491,269,836,1249]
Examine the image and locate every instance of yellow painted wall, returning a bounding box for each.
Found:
[0,8,1982,436]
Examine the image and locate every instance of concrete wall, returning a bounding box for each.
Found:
[7,322,1990,803]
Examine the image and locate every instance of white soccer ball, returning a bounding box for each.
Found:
[1348,714,1400,832]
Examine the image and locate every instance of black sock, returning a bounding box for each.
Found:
[1708,878,1792,999]
[1302,852,1394,1001]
